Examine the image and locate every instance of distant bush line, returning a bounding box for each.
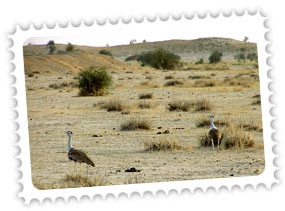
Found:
[125,48,181,70]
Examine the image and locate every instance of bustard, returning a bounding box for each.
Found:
[208,116,222,151]
[65,131,95,174]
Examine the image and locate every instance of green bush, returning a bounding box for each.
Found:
[195,58,204,64]
[234,53,246,61]
[247,53,258,61]
[209,51,223,64]
[126,49,180,70]
[66,43,74,51]
[99,49,112,56]
[47,40,56,54]
[78,67,113,96]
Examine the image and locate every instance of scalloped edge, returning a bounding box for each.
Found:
[8,9,278,204]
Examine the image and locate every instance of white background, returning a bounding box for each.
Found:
[0,0,282,210]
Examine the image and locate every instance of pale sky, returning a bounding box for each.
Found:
[24,14,261,47]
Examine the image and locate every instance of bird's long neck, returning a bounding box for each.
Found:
[67,135,72,152]
[210,119,216,129]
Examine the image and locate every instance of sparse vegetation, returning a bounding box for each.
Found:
[167,100,192,112]
[164,80,184,86]
[144,139,192,151]
[194,99,212,112]
[199,123,255,149]
[137,101,155,109]
[78,67,113,96]
[139,93,153,99]
[100,98,127,112]
[164,75,174,80]
[195,58,204,64]
[120,118,151,131]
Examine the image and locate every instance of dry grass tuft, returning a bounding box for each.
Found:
[121,118,152,131]
[100,98,127,112]
[164,75,174,80]
[139,92,153,99]
[194,99,212,112]
[252,94,261,105]
[137,101,156,109]
[164,80,184,86]
[144,139,192,151]
[34,174,108,189]
[221,125,255,149]
[198,124,256,149]
[193,79,220,87]
[167,100,192,112]
[196,116,231,128]
[61,174,108,188]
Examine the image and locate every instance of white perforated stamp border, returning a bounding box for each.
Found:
[9,10,277,204]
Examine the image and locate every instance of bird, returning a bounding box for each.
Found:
[208,116,222,151]
[65,131,95,174]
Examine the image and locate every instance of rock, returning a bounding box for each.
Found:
[157,132,162,134]
[116,170,121,172]
[158,126,162,129]
[92,134,99,137]
[230,174,234,176]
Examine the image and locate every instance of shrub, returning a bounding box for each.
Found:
[234,53,246,61]
[221,125,255,149]
[247,53,258,61]
[137,101,155,109]
[47,40,56,54]
[167,100,192,112]
[195,58,204,64]
[120,118,151,131]
[164,80,184,86]
[196,116,230,128]
[139,93,153,99]
[78,67,113,96]
[198,124,255,149]
[164,75,174,80]
[100,99,127,112]
[144,139,183,151]
[99,49,112,56]
[209,51,223,64]
[194,99,212,112]
[129,49,181,70]
[61,174,107,188]
[66,42,74,51]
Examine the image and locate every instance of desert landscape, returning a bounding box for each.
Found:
[24,38,265,189]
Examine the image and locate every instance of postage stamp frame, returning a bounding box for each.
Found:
[9,10,277,204]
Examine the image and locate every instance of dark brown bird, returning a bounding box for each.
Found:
[65,131,95,169]
[208,116,222,151]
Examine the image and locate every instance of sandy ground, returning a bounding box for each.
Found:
[25,64,265,189]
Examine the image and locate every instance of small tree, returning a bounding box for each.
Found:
[234,53,246,62]
[209,51,223,64]
[78,67,113,96]
[243,36,249,42]
[66,42,74,51]
[47,40,56,54]
[99,49,112,56]
[247,53,258,61]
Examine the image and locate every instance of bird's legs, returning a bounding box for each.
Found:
[211,139,215,151]
[86,165,89,176]
[217,140,220,152]
[74,162,77,175]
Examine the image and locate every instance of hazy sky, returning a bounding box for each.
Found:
[24,14,261,47]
